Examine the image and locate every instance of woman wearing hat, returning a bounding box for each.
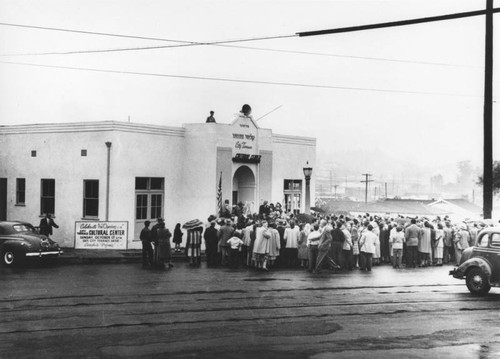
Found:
[253,221,271,271]
[173,223,183,253]
[183,219,204,267]
[156,222,173,269]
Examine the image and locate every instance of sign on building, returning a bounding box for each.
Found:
[75,221,128,249]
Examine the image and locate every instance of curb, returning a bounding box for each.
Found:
[57,250,203,265]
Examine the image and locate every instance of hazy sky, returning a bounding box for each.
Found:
[0,0,497,183]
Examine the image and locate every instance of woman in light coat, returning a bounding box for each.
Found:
[434,223,444,266]
[253,221,271,271]
[297,223,309,268]
[418,221,432,267]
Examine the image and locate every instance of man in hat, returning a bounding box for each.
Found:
[39,213,59,237]
[218,219,234,266]
[259,200,270,220]
[139,220,153,268]
[204,220,219,267]
[151,217,164,267]
[242,219,254,266]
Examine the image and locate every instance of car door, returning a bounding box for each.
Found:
[488,232,500,284]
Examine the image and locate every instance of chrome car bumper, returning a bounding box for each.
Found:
[25,250,63,257]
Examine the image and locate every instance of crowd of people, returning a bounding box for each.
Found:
[139,200,488,273]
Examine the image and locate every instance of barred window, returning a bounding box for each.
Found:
[16,178,26,205]
[40,179,55,215]
[83,180,99,217]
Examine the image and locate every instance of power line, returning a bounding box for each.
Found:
[215,44,480,69]
[0,21,295,54]
[297,8,500,37]
[0,60,480,97]
[2,41,480,70]
[0,10,492,70]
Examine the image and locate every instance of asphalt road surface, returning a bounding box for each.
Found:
[1,262,500,359]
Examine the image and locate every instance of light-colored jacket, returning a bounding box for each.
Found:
[284,226,300,248]
[342,228,352,250]
[359,231,379,254]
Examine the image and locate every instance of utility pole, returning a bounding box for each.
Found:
[330,170,333,196]
[296,6,499,216]
[361,174,373,204]
[483,0,494,219]
[385,182,388,198]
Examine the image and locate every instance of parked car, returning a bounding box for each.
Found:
[0,221,63,266]
[450,227,500,295]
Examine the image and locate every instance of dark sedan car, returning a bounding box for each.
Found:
[0,221,63,266]
[450,227,500,295]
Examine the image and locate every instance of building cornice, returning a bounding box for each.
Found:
[0,121,185,137]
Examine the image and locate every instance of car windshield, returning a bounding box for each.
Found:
[12,224,37,233]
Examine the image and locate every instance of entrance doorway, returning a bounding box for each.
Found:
[133,177,164,248]
[232,166,256,214]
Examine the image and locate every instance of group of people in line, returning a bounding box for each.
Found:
[139,200,486,273]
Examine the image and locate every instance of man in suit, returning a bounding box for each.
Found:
[39,213,59,237]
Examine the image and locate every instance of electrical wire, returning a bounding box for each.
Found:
[0,41,480,69]
[0,60,481,98]
[0,13,487,68]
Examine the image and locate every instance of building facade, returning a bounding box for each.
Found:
[0,113,316,249]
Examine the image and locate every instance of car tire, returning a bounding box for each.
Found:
[466,267,491,295]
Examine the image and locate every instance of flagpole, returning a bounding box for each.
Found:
[217,171,222,216]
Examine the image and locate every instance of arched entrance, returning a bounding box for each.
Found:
[232,166,256,213]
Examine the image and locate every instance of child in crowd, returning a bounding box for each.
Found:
[227,231,244,269]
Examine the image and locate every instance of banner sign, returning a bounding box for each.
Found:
[75,221,128,249]
[231,114,258,157]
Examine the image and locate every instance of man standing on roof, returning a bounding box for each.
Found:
[206,111,216,123]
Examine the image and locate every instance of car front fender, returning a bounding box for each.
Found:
[453,257,492,281]
[0,239,30,254]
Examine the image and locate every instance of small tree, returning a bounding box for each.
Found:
[477,161,500,194]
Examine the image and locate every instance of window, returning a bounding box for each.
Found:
[135,177,164,220]
[81,149,87,156]
[83,180,99,217]
[136,194,148,220]
[491,233,500,247]
[151,194,162,219]
[283,179,302,214]
[31,150,37,157]
[16,178,25,205]
[40,179,55,215]
[477,233,489,248]
[135,177,163,190]
[150,178,163,190]
[284,179,302,191]
[135,177,148,190]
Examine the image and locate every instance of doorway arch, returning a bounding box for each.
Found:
[232,166,256,213]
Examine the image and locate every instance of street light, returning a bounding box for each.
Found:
[303,161,313,214]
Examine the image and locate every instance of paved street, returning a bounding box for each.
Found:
[2,262,500,358]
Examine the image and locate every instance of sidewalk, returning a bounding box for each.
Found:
[58,248,197,265]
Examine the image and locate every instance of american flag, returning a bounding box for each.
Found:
[216,171,222,216]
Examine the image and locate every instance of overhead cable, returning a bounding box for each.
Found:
[0,60,480,98]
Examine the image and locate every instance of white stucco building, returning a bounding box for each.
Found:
[0,111,316,249]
